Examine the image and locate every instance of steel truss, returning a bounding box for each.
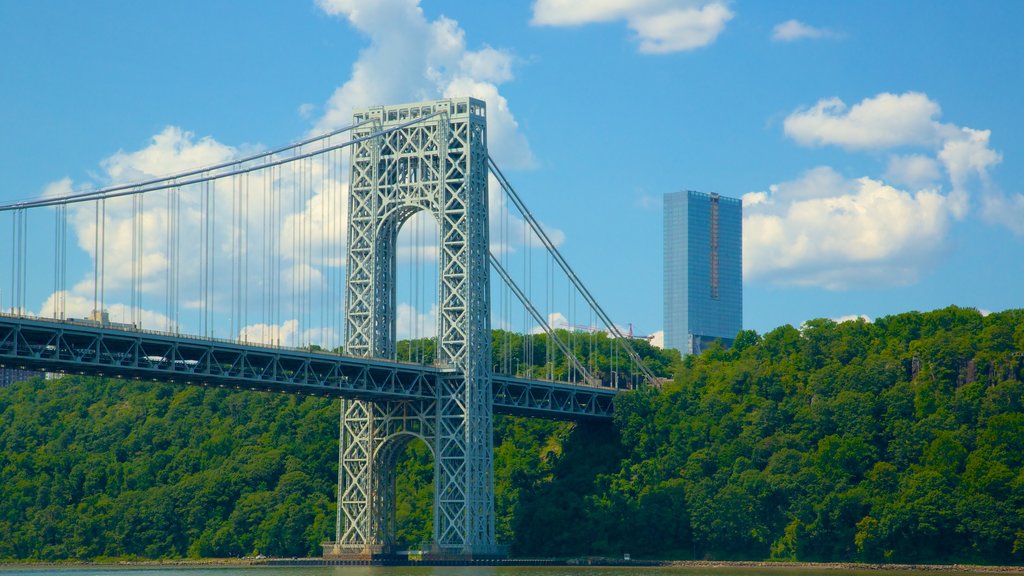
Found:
[0,97,629,560]
[333,98,499,557]
[0,314,615,419]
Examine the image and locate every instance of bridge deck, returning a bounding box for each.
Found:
[0,315,615,420]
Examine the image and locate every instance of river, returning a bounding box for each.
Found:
[0,566,978,576]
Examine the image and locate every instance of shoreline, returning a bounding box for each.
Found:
[662,561,1024,573]
[1,558,1023,572]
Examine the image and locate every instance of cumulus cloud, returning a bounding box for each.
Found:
[979,190,1024,235]
[240,319,339,348]
[939,127,1002,193]
[396,303,438,340]
[314,0,534,169]
[30,1,570,351]
[240,319,301,347]
[36,126,350,348]
[753,91,1024,287]
[649,330,664,349]
[771,20,841,42]
[833,314,871,324]
[744,167,953,289]
[531,0,733,54]
[36,123,551,350]
[783,92,955,151]
[37,291,172,329]
[782,93,1005,215]
[529,311,570,334]
[885,154,942,190]
[101,127,236,182]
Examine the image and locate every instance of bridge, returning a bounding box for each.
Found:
[0,98,655,559]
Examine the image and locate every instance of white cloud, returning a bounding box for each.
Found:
[42,177,73,200]
[741,190,770,208]
[649,330,664,349]
[102,126,236,182]
[459,46,514,84]
[37,113,553,354]
[30,1,572,349]
[61,127,237,299]
[784,92,954,151]
[979,190,1024,236]
[36,291,172,330]
[744,167,953,289]
[37,126,353,347]
[774,91,1024,246]
[396,303,437,340]
[240,319,300,347]
[530,311,569,334]
[314,0,535,168]
[771,19,841,42]
[886,154,941,190]
[531,0,733,54]
[767,165,856,204]
[833,314,871,324]
[938,127,1002,193]
[238,320,339,349]
[631,4,734,54]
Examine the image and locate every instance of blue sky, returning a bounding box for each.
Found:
[1,0,1022,341]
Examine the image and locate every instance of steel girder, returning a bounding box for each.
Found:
[491,374,615,419]
[0,315,437,401]
[0,315,617,419]
[337,98,498,557]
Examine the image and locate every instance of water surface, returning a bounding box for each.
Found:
[0,566,977,576]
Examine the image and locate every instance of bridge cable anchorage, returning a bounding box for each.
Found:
[488,253,600,387]
[487,156,658,387]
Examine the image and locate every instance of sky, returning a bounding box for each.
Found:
[1,0,1022,343]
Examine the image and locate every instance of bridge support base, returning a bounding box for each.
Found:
[321,542,507,561]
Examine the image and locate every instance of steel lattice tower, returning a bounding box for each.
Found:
[327,98,496,557]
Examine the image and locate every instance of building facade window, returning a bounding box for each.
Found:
[664,190,742,356]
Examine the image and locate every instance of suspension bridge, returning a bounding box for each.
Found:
[0,98,656,559]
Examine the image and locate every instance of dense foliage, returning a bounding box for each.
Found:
[0,377,338,559]
[1,306,1021,564]
[513,306,1024,564]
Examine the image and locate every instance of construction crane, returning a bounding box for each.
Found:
[627,323,655,341]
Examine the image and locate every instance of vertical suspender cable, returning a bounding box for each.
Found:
[53,206,60,318]
[100,198,106,321]
[164,189,171,331]
[320,151,326,349]
[138,195,144,327]
[307,157,313,345]
[131,195,138,326]
[244,171,250,342]
[93,202,100,319]
[210,181,216,338]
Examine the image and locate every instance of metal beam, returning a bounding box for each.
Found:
[0,314,616,420]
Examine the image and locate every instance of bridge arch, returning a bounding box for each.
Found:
[373,431,435,552]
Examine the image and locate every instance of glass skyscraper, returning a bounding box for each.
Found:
[664,190,742,355]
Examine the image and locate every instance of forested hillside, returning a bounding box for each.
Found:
[1,306,1022,564]
[516,306,1024,564]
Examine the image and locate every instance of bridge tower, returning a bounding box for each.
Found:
[323,98,499,558]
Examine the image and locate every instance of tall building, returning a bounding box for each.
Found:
[664,190,742,355]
